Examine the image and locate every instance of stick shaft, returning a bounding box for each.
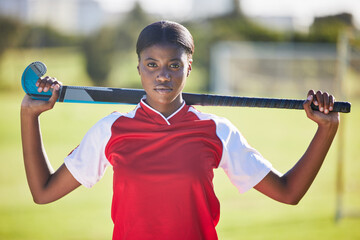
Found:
[21,61,351,113]
[44,85,351,113]
[184,93,351,112]
[21,62,351,113]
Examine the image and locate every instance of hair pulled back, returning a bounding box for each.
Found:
[136,20,194,58]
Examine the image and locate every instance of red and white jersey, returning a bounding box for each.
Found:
[64,99,272,240]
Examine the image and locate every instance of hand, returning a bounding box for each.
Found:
[303,90,340,128]
[21,76,62,116]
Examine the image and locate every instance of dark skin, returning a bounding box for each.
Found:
[137,43,192,117]
[21,44,339,205]
[254,90,339,204]
[21,78,80,204]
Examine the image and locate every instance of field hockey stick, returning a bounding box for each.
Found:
[21,61,351,113]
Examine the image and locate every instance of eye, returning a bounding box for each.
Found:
[147,62,157,68]
[170,63,180,69]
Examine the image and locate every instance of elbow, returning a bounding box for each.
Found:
[282,194,303,205]
[32,193,52,205]
[33,196,49,205]
[285,198,300,206]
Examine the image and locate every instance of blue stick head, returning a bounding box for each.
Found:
[21,61,51,100]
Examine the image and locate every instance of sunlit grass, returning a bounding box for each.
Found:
[0,48,359,239]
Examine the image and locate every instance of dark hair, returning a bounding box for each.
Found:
[136,20,194,58]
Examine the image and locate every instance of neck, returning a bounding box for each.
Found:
[144,96,184,118]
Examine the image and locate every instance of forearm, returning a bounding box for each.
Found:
[282,122,338,203]
[255,90,340,204]
[20,83,80,203]
[21,109,54,201]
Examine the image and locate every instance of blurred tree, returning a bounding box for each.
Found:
[309,13,355,43]
[113,2,152,52]
[19,25,80,48]
[78,3,360,89]
[230,0,244,17]
[187,11,284,91]
[0,17,21,61]
[82,2,152,86]
[82,27,115,86]
[210,16,284,42]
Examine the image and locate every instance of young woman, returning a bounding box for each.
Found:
[21,21,339,240]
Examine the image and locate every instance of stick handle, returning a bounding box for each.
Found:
[183,93,351,113]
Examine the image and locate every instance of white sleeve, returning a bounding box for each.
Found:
[64,113,120,188]
[215,117,272,193]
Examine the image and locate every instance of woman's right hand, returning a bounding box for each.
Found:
[21,76,62,116]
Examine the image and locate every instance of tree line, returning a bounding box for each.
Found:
[0,3,357,89]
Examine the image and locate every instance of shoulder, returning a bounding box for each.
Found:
[188,106,227,122]
[85,111,128,139]
[188,106,237,130]
[187,106,241,142]
[84,103,147,138]
[92,111,123,129]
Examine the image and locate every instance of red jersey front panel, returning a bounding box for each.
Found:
[107,101,222,239]
[64,100,272,240]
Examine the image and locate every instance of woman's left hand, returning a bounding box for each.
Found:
[303,90,340,127]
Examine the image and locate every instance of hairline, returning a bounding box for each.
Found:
[137,42,193,61]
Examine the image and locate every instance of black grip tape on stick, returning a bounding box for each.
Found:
[182,93,351,113]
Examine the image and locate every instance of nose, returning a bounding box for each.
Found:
[156,67,171,82]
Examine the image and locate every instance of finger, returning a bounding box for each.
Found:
[307,89,315,98]
[37,78,47,92]
[315,90,324,112]
[37,76,57,92]
[329,95,335,112]
[50,79,62,90]
[308,90,318,106]
[43,80,53,92]
[37,76,51,92]
[303,94,314,118]
[44,77,60,92]
[35,78,41,87]
[47,84,60,108]
[323,92,330,114]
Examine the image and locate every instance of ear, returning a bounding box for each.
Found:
[187,59,193,77]
[137,64,140,75]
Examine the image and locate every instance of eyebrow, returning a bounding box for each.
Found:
[144,57,158,61]
[144,57,182,62]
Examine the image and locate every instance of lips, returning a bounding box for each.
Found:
[154,85,173,94]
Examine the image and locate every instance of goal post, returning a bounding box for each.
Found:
[210,41,339,97]
[210,38,358,222]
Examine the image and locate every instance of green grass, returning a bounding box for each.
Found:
[208,104,360,240]
[1,93,359,240]
[0,48,359,239]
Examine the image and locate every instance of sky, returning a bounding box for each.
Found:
[96,0,360,28]
[243,0,360,28]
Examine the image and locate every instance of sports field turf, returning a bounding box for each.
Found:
[0,48,359,239]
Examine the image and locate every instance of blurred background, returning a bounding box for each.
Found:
[0,0,359,239]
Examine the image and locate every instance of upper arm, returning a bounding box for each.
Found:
[63,114,118,188]
[34,163,81,204]
[213,116,273,193]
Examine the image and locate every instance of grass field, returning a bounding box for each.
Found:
[0,48,359,239]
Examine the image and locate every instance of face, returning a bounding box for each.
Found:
[137,43,192,117]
